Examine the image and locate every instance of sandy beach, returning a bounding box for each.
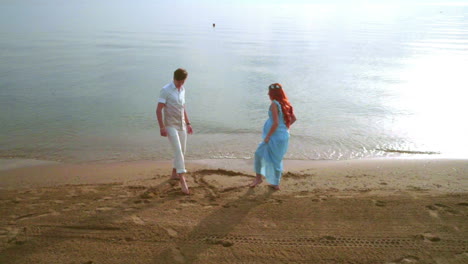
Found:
[0,158,467,263]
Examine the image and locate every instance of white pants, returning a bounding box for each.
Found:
[166,127,187,174]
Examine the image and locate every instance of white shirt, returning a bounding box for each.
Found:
[158,82,186,130]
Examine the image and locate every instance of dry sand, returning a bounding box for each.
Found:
[0,158,467,264]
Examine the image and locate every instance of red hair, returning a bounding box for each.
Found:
[268,83,294,128]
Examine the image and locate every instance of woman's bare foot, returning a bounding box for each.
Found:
[268,184,280,190]
[249,176,263,188]
[179,175,190,195]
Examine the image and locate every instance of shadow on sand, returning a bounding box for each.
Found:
[154,187,274,263]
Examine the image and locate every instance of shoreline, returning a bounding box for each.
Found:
[1,157,466,193]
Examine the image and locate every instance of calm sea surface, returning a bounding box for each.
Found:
[1,1,467,163]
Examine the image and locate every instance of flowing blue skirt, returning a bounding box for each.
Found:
[254,133,289,186]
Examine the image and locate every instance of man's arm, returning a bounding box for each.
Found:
[184,106,193,135]
[156,103,167,137]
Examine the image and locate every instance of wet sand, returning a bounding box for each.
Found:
[0,158,467,263]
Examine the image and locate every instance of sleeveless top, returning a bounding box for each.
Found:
[262,100,289,140]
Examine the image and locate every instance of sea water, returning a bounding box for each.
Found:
[1,1,467,162]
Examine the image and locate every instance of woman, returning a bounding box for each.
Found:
[250,83,296,190]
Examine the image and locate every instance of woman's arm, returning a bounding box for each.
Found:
[264,102,279,143]
[290,109,297,126]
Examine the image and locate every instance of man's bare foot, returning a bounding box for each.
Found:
[179,175,190,195]
[170,169,179,180]
[249,177,263,188]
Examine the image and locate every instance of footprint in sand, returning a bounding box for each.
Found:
[426,203,460,217]
[0,227,21,244]
[453,252,468,260]
[163,227,178,238]
[140,192,156,199]
[133,199,150,204]
[204,238,234,247]
[12,197,24,204]
[293,191,314,198]
[266,198,283,205]
[96,207,115,212]
[426,206,440,218]
[319,235,337,241]
[63,188,80,198]
[179,199,200,207]
[81,187,99,194]
[118,193,131,199]
[415,232,441,242]
[171,247,185,263]
[127,185,147,191]
[222,203,237,208]
[98,196,113,201]
[295,195,328,201]
[389,255,420,263]
[61,207,73,212]
[0,227,18,239]
[372,200,386,207]
[130,215,145,225]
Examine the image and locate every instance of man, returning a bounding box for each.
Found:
[156,68,193,195]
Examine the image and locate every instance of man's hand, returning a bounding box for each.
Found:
[160,127,167,137]
[187,124,193,135]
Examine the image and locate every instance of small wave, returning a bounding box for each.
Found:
[407,42,468,51]
[96,44,134,49]
[377,149,440,155]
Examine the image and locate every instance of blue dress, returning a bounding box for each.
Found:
[254,100,290,186]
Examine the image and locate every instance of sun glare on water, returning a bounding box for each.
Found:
[389,52,468,157]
